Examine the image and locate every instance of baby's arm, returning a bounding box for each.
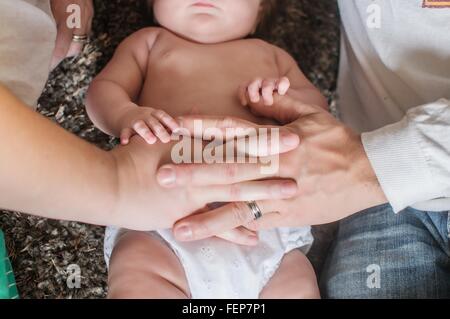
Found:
[86,28,179,144]
[239,46,328,124]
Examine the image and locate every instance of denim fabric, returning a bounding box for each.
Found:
[320,204,450,298]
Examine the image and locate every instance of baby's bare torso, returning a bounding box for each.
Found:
[139,29,280,125]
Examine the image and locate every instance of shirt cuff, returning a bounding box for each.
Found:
[361,114,438,213]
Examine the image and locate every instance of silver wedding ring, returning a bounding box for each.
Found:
[72,34,89,44]
[246,201,263,221]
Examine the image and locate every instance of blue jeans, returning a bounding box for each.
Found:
[320,204,450,298]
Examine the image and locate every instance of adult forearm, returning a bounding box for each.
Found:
[0,85,117,225]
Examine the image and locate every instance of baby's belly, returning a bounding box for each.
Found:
[138,75,277,125]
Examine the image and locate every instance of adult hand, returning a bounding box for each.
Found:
[0,85,296,246]
[109,129,301,244]
[159,95,388,241]
[50,0,94,69]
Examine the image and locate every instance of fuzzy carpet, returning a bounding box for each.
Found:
[0,0,340,298]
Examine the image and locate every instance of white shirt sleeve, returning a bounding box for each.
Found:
[0,0,55,108]
[361,99,450,213]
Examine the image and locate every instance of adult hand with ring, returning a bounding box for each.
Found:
[50,0,94,69]
[159,94,388,242]
[246,201,263,221]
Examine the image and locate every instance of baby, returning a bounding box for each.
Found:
[86,0,328,299]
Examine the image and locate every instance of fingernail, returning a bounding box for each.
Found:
[176,225,193,241]
[157,167,176,186]
[281,182,298,196]
[282,133,299,147]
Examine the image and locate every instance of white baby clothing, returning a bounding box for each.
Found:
[104,226,313,299]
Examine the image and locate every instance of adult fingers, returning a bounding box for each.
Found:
[51,22,73,69]
[215,227,259,246]
[272,94,321,119]
[177,115,258,139]
[189,180,298,204]
[157,162,283,187]
[85,0,94,33]
[67,1,93,57]
[246,94,321,125]
[246,211,285,231]
[173,200,284,241]
[50,0,94,69]
[176,115,300,155]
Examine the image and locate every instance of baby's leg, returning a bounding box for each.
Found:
[260,249,320,299]
[107,231,190,299]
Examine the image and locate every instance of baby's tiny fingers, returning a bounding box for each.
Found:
[153,110,180,132]
[248,78,263,103]
[133,120,157,144]
[277,77,291,95]
[147,117,171,143]
[262,79,277,106]
[120,127,134,145]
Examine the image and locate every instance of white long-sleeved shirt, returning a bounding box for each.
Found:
[337,0,450,213]
[0,0,56,108]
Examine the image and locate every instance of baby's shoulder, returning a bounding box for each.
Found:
[244,39,297,71]
[245,38,286,59]
[246,38,274,51]
[119,27,166,49]
[255,40,296,64]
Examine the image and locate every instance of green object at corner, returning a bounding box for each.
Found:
[0,230,19,299]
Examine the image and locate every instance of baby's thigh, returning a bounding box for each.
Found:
[260,249,320,299]
[108,231,190,299]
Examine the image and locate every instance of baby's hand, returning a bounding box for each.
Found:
[119,107,180,145]
[239,77,290,107]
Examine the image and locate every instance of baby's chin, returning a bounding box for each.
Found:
[172,28,250,44]
[158,15,253,44]
[181,33,240,44]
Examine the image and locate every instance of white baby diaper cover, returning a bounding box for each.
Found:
[105,226,313,299]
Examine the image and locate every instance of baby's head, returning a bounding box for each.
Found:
[149,0,277,43]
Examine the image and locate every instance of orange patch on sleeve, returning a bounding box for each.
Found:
[423,0,450,8]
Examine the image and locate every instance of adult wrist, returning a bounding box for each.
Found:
[351,134,388,211]
[80,148,122,227]
[105,146,131,227]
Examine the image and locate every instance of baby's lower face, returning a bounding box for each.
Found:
[150,0,262,44]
